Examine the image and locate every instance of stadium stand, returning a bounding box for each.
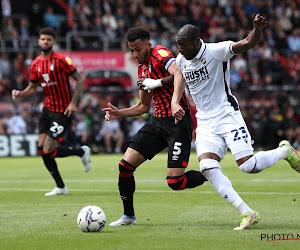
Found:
[0,0,299,152]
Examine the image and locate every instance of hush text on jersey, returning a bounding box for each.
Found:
[184,66,210,85]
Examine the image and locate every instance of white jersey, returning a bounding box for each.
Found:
[176,39,239,124]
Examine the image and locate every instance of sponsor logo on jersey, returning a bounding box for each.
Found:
[184,66,210,85]
[41,81,58,87]
[157,49,169,57]
[42,73,50,83]
[65,57,72,65]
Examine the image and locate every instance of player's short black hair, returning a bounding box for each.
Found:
[39,27,56,39]
[177,24,200,41]
[126,27,150,42]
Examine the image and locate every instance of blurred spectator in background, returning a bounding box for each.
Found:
[19,18,30,40]
[282,106,298,143]
[230,63,241,90]
[0,53,12,78]
[2,17,16,37]
[2,108,26,134]
[7,29,21,53]
[69,21,85,50]
[102,9,118,31]
[232,54,247,73]
[244,0,259,17]
[65,119,78,148]
[278,10,293,34]
[98,119,124,153]
[23,53,33,82]
[79,17,91,32]
[11,70,26,90]
[93,16,104,40]
[0,74,12,100]
[1,0,12,18]
[115,6,130,31]
[75,113,90,146]
[82,103,100,145]
[127,3,139,28]
[274,26,289,56]
[269,50,284,85]
[287,28,300,53]
[264,107,283,149]
[74,0,92,20]
[128,116,146,139]
[43,6,65,29]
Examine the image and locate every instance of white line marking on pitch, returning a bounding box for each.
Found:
[0,179,299,184]
[0,188,299,195]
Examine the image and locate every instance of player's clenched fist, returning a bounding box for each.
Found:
[253,14,267,30]
[12,89,22,100]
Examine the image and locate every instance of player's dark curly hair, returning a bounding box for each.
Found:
[39,27,56,39]
[126,27,150,42]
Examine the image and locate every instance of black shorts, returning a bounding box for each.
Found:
[129,114,193,168]
[38,107,70,141]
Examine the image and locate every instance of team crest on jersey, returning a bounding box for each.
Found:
[42,73,50,83]
[65,57,72,65]
[157,49,169,57]
[201,58,207,65]
[50,64,55,71]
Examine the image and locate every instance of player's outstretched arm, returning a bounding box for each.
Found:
[12,82,38,100]
[102,89,152,121]
[138,75,174,91]
[65,71,84,117]
[232,14,267,54]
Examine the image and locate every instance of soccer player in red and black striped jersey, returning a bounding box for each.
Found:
[102,27,207,226]
[12,27,92,196]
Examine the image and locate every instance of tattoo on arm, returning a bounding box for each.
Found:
[71,71,84,104]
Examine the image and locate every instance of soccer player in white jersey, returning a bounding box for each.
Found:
[142,14,300,230]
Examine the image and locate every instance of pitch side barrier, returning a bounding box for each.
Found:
[0,134,38,157]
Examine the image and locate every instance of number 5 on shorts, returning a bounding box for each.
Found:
[172,142,182,161]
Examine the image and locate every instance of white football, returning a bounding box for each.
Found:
[77,205,106,232]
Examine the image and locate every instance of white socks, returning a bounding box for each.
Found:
[240,146,289,173]
[200,145,290,216]
[202,167,252,215]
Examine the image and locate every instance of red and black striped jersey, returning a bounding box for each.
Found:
[30,51,76,113]
[138,45,190,117]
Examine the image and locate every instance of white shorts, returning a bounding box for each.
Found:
[195,111,254,161]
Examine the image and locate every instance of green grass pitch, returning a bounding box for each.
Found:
[1,152,300,249]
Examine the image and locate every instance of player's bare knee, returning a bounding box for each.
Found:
[43,144,56,154]
[199,158,221,173]
[167,167,185,177]
[239,156,259,173]
[43,148,51,154]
